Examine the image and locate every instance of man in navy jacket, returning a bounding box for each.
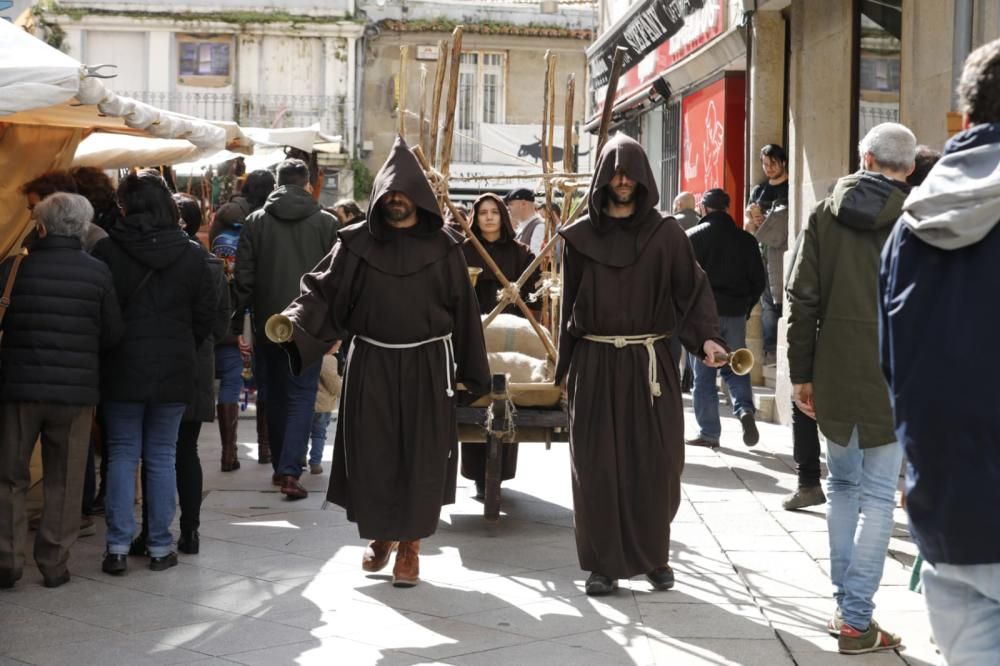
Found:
[879,38,1000,665]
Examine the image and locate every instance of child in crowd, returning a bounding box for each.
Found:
[309,348,342,475]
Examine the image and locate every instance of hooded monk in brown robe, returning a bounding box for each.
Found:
[556,134,727,596]
[460,193,541,497]
[278,136,490,587]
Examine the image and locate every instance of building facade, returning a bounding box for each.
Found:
[33,0,364,202]
[358,0,594,201]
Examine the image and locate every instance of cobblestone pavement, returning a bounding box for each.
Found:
[1,401,936,665]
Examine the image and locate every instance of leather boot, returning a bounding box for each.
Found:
[218,404,241,472]
[362,540,398,572]
[392,540,420,587]
[256,400,272,465]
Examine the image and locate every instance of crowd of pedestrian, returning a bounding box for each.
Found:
[0,37,997,666]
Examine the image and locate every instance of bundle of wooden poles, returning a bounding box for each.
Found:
[397,29,629,377]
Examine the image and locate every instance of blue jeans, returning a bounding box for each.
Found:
[826,428,903,630]
[103,402,185,558]
[921,561,1000,665]
[692,314,755,443]
[309,411,333,465]
[215,343,244,405]
[256,343,322,478]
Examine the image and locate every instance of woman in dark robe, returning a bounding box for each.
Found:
[556,134,727,596]
[460,193,541,498]
[278,137,490,587]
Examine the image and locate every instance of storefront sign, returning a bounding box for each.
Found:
[590,0,725,110]
[587,0,704,91]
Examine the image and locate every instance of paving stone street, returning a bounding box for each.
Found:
[1,401,937,665]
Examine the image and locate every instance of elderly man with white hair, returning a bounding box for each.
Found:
[671,191,700,231]
[786,122,916,655]
[0,192,123,590]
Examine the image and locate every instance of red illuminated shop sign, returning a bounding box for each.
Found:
[591,0,725,111]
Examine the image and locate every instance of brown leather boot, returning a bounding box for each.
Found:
[256,400,271,465]
[392,540,420,587]
[362,540,398,573]
[217,404,241,472]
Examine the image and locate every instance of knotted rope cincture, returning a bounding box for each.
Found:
[581,334,668,403]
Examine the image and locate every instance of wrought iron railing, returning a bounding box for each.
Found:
[118,91,346,136]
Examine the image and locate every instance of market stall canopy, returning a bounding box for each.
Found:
[0,21,251,153]
[0,15,79,115]
[72,133,203,169]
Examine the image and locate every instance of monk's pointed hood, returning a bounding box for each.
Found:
[560,133,663,267]
[470,192,516,244]
[340,135,458,275]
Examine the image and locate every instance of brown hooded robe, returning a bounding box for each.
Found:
[460,193,540,484]
[556,134,723,579]
[281,136,491,541]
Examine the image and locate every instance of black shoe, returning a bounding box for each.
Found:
[685,437,720,449]
[646,565,675,591]
[473,481,485,500]
[584,572,618,596]
[178,530,199,555]
[128,535,149,557]
[149,552,178,571]
[43,571,71,588]
[740,413,759,447]
[102,552,127,576]
[0,569,23,588]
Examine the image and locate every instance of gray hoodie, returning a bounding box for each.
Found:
[899,141,1000,249]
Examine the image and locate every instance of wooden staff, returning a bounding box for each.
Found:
[540,51,552,177]
[418,64,429,155]
[563,74,576,176]
[411,145,558,364]
[439,26,464,178]
[397,46,409,139]
[541,53,557,330]
[597,46,627,155]
[428,40,448,167]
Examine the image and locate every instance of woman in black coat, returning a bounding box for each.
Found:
[460,193,541,499]
[131,195,231,556]
[92,171,216,575]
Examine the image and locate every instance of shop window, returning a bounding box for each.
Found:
[852,0,902,167]
[178,36,233,87]
[661,100,681,211]
[453,52,506,162]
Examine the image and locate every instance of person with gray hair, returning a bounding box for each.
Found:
[786,122,915,654]
[671,191,700,231]
[0,192,124,590]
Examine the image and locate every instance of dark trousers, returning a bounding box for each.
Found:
[791,400,821,487]
[256,343,322,478]
[0,403,92,579]
[140,421,204,537]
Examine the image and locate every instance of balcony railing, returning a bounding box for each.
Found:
[118,91,346,137]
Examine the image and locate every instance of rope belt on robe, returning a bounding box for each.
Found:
[329,332,456,495]
[581,334,668,402]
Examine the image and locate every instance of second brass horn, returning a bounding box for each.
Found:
[264,314,293,344]
[712,348,755,376]
[467,266,483,287]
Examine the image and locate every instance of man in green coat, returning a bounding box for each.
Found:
[786,122,915,655]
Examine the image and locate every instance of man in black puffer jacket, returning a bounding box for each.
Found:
[686,189,767,449]
[0,193,124,589]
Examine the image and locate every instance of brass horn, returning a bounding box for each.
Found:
[712,348,755,376]
[467,266,483,287]
[264,314,293,344]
